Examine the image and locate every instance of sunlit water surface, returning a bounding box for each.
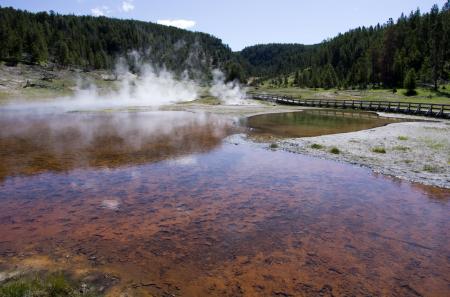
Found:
[244,109,408,138]
[0,110,448,296]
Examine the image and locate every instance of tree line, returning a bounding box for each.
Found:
[240,2,450,90]
[0,3,449,89]
[0,6,242,81]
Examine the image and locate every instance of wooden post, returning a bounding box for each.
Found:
[415,104,421,114]
[426,104,433,116]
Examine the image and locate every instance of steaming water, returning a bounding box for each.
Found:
[0,110,449,296]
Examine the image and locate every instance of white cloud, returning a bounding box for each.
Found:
[101,199,120,210]
[121,0,135,12]
[156,19,196,30]
[91,6,110,16]
[168,156,198,166]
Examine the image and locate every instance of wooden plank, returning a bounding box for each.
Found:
[248,93,450,119]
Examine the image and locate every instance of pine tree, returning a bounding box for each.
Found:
[30,29,48,64]
[380,22,397,87]
[322,64,337,89]
[293,71,299,86]
[225,62,245,83]
[55,41,70,66]
[404,68,417,95]
[302,69,311,87]
[429,4,444,90]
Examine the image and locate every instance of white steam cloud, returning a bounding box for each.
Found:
[88,55,199,107]
[1,53,199,112]
[157,19,196,30]
[209,69,247,105]
[0,52,251,112]
[68,64,199,110]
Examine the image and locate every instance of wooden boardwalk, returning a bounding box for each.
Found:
[249,93,450,119]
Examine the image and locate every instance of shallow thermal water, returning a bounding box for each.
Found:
[244,109,407,138]
[0,110,449,296]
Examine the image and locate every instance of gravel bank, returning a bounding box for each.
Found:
[172,103,450,188]
[273,119,450,188]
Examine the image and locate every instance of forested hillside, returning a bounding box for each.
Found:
[0,6,242,80]
[0,3,449,88]
[241,3,450,90]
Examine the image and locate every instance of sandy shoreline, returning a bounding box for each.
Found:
[168,102,450,189]
[273,118,449,189]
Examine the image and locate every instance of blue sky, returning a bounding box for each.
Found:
[0,0,446,50]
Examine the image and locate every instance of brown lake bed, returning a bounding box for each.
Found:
[0,108,449,296]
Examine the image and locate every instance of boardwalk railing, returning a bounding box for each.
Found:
[248,93,450,119]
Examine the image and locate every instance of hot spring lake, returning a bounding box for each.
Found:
[0,110,449,296]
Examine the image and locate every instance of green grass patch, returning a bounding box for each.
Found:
[310,143,323,149]
[329,147,340,154]
[0,272,103,297]
[187,95,221,105]
[392,145,410,152]
[420,138,446,150]
[423,164,440,173]
[251,85,450,104]
[397,136,409,141]
[372,147,386,154]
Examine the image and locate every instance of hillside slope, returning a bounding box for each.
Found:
[240,3,450,89]
[0,6,242,80]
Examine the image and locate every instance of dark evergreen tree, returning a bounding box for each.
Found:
[225,61,246,83]
[55,41,70,66]
[293,71,300,86]
[404,68,417,95]
[29,29,48,63]
[429,4,444,90]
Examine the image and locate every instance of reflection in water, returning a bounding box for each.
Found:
[244,109,408,138]
[0,111,235,180]
[0,111,449,296]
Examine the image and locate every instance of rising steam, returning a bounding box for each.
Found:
[68,55,200,110]
[209,69,247,105]
[0,51,251,113]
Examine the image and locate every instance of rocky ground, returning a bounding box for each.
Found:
[265,117,450,188]
[0,62,115,102]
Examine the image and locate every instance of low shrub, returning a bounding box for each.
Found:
[311,143,323,149]
[393,145,409,152]
[329,147,340,154]
[423,165,440,173]
[372,147,386,154]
